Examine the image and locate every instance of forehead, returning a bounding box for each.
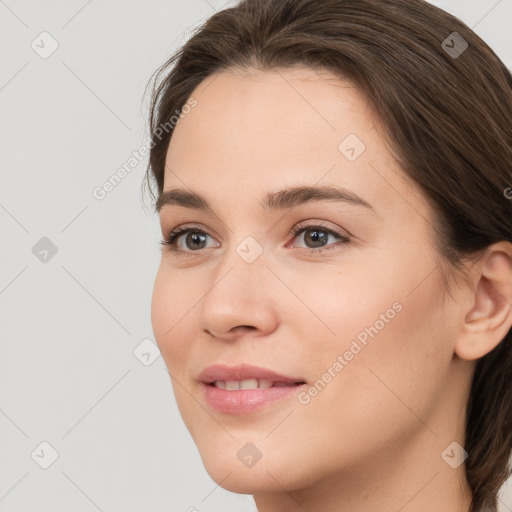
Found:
[168,65,374,158]
[163,65,428,220]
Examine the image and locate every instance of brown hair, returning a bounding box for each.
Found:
[142,0,512,510]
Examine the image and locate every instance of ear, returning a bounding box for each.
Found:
[455,241,512,361]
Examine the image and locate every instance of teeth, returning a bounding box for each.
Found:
[240,378,258,389]
[258,379,273,389]
[212,378,288,389]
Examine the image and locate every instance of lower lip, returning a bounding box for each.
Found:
[202,383,307,414]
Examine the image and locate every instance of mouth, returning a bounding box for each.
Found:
[198,364,307,414]
[198,363,307,387]
[207,379,306,389]
[202,380,308,414]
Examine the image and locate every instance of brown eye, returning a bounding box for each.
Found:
[160,226,218,255]
[288,222,351,252]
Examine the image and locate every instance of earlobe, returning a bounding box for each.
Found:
[454,243,512,361]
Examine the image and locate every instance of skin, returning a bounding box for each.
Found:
[151,65,512,512]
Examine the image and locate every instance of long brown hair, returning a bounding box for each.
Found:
[143,1,512,510]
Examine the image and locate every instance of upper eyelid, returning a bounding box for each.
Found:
[165,220,345,236]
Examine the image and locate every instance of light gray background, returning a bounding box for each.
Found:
[1,1,511,511]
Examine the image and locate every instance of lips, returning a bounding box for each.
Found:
[199,364,308,414]
[198,363,306,387]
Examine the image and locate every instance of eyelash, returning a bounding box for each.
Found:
[159,221,351,257]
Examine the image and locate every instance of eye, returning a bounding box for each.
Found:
[286,221,351,252]
[160,224,219,256]
[160,221,351,256]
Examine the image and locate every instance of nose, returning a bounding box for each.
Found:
[195,248,279,341]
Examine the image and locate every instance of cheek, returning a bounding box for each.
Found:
[276,260,405,361]
[297,265,449,432]
[281,252,450,411]
[150,265,192,372]
[151,267,204,435]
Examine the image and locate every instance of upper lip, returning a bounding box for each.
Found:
[198,364,306,384]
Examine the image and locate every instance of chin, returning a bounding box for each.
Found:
[208,469,271,494]
[196,441,312,495]
[202,460,290,494]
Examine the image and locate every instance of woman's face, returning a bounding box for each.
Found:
[151,65,469,498]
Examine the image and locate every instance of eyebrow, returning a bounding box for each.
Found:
[155,184,376,214]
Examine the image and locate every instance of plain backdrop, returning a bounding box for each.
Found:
[1,1,511,511]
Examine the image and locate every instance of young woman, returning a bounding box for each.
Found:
[144,1,512,510]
